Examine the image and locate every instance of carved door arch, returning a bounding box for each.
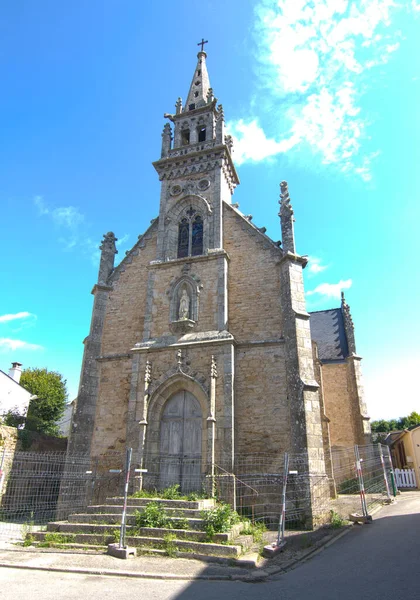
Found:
[159,390,202,492]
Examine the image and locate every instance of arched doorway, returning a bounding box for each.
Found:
[159,390,202,492]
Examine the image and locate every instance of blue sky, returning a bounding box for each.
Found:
[1,0,419,420]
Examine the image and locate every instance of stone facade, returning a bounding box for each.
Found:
[67,50,370,520]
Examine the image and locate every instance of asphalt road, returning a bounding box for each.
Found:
[1,493,419,600]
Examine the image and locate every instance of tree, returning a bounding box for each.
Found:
[371,412,420,434]
[20,367,68,436]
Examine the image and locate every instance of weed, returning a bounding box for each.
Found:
[130,488,159,499]
[201,503,240,541]
[242,521,267,544]
[161,484,182,500]
[171,517,190,530]
[130,485,210,501]
[329,509,346,528]
[22,534,35,547]
[134,503,170,529]
[38,532,75,548]
[163,533,178,557]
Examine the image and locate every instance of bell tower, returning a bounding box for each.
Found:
[153,44,239,262]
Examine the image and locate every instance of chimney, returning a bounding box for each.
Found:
[8,362,23,384]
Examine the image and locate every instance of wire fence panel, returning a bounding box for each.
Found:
[331,444,393,519]
[0,443,396,539]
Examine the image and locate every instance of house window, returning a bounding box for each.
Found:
[178,219,189,258]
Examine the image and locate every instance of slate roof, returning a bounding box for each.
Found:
[309,308,349,362]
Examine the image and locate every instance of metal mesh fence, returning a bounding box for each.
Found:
[0,443,395,539]
[331,444,393,519]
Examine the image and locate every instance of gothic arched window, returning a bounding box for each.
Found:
[177,209,204,258]
[197,126,206,142]
[178,219,189,258]
[181,129,190,145]
[191,215,203,256]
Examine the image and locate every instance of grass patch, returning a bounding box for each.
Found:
[38,532,75,548]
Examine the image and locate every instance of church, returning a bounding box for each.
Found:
[67,47,371,499]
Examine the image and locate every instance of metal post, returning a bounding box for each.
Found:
[0,447,6,495]
[378,444,391,501]
[277,453,289,547]
[119,448,133,549]
[354,445,369,518]
[385,445,398,496]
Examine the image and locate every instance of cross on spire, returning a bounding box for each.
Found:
[197,38,208,52]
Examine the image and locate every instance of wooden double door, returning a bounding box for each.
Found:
[159,391,202,492]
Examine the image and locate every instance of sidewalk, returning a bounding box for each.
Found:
[0,522,354,582]
[3,492,418,583]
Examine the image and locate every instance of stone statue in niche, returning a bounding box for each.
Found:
[179,289,190,320]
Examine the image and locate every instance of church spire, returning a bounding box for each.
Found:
[185,42,211,111]
[341,292,356,355]
[279,181,296,253]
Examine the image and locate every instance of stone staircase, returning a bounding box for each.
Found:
[29,496,256,563]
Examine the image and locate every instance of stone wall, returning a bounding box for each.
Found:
[234,343,290,455]
[223,206,283,342]
[101,229,158,355]
[321,362,356,448]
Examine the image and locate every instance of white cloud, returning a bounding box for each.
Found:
[229,0,411,179]
[307,257,328,275]
[0,312,34,323]
[116,233,130,248]
[0,338,43,352]
[307,278,352,299]
[228,119,300,165]
[34,196,86,251]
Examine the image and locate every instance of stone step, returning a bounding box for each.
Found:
[87,505,205,518]
[31,531,242,558]
[47,521,245,543]
[67,513,206,529]
[104,497,216,510]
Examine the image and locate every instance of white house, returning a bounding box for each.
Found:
[0,362,33,418]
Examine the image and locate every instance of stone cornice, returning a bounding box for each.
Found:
[294,309,311,320]
[153,143,239,187]
[302,379,320,391]
[91,284,113,295]
[148,249,229,270]
[132,330,235,353]
[236,338,285,348]
[97,353,132,362]
[278,252,309,268]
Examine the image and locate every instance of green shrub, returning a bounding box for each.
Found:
[135,503,170,529]
[330,509,346,528]
[201,503,240,541]
[242,521,267,543]
[161,484,182,500]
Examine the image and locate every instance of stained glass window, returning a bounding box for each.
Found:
[178,219,189,258]
[191,215,203,256]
